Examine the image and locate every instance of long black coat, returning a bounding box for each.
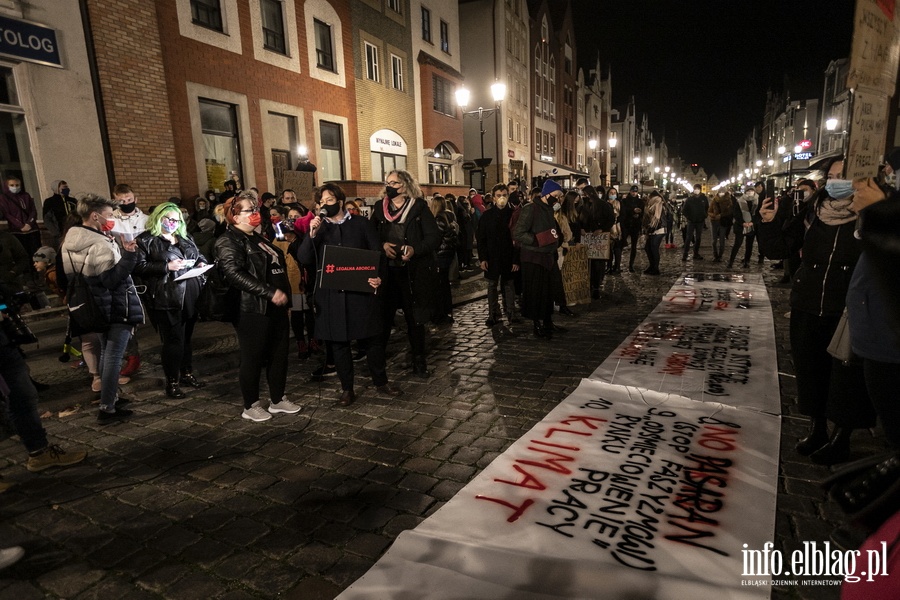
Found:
[297,215,383,342]
[476,205,519,278]
[370,197,440,325]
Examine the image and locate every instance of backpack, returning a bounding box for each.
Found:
[66,251,109,337]
[197,262,238,322]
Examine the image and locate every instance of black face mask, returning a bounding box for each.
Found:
[323,202,341,217]
[120,203,136,214]
[385,186,401,200]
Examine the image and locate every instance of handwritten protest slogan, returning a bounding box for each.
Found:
[340,273,780,600]
[341,382,778,600]
[591,273,780,413]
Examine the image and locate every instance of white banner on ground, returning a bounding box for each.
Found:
[589,273,779,414]
[340,380,779,600]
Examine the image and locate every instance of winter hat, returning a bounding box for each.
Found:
[541,179,563,196]
[198,218,216,233]
[33,246,57,265]
[629,185,639,192]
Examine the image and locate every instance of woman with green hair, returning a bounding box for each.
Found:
[134,202,208,398]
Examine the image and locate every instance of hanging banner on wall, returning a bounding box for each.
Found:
[589,273,779,414]
[339,379,779,600]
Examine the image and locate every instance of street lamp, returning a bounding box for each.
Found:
[456,81,507,189]
[632,155,653,194]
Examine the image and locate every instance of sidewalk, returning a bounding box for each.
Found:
[0,243,886,599]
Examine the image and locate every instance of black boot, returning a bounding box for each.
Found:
[795,416,829,456]
[180,370,205,388]
[166,377,186,399]
[533,320,551,339]
[810,428,853,465]
[412,356,430,378]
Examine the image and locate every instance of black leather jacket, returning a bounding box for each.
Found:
[134,232,205,312]
[214,225,289,315]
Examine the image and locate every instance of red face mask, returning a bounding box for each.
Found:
[246,212,262,228]
[100,217,116,232]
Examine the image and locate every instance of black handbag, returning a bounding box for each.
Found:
[197,262,238,322]
[824,452,900,531]
[66,251,110,336]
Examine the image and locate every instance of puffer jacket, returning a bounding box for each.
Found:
[215,225,289,315]
[134,232,206,312]
[61,225,143,325]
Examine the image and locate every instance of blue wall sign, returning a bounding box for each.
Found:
[0,15,61,68]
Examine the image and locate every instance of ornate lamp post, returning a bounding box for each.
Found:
[456,81,507,189]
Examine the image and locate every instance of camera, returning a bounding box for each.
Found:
[0,290,49,346]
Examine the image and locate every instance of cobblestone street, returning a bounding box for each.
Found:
[0,245,887,599]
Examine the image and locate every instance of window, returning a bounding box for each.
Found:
[261,0,286,54]
[372,152,406,181]
[549,133,556,155]
[320,120,344,180]
[428,142,455,184]
[535,93,540,115]
[543,130,549,154]
[507,117,513,140]
[388,0,401,13]
[191,0,223,31]
[0,68,37,204]
[314,19,335,71]
[506,28,512,53]
[534,46,540,73]
[432,75,455,116]
[200,98,243,189]
[390,54,403,91]
[440,20,449,53]
[421,7,431,43]
[365,42,379,82]
[577,124,583,138]
[515,121,521,143]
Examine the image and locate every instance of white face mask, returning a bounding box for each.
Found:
[8,185,20,194]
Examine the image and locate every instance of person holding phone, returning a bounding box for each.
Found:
[61,193,144,424]
[134,202,208,399]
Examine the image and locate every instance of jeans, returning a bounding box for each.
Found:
[644,233,664,272]
[0,343,48,452]
[234,310,289,409]
[622,228,640,268]
[486,274,517,321]
[710,221,728,259]
[729,229,756,265]
[99,323,134,410]
[682,222,703,258]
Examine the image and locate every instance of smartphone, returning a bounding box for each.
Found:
[182,258,197,269]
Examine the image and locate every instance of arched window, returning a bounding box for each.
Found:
[428,141,457,184]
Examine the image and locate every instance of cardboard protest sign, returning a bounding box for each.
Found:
[340,380,779,600]
[589,273,779,414]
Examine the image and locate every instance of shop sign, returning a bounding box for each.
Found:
[0,15,61,68]
[370,129,408,155]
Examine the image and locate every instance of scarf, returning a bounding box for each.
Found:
[817,197,858,226]
[382,196,413,223]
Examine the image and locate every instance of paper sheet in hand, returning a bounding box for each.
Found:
[174,263,215,281]
[319,245,380,293]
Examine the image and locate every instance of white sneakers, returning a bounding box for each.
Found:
[268,397,301,414]
[241,402,271,422]
[0,546,24,570]
[241,397,302,422]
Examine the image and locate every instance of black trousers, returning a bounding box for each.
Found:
[790,309,875,428]
[382,266,426,357]
[234,309,289,409]
[154,310,197,380]
[333,336,388,392]
[622,227,640,268]
[864,358,900,448]
[589,259,607,291]
[729,229,756,265]
[682,222,703,258]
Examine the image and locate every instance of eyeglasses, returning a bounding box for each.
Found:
[238,208,260,214]
[162,217,181,224]
[385,180,402,188]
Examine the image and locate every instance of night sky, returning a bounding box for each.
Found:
[572,0,857,179]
